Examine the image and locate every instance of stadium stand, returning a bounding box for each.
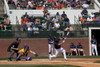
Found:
[20,11,70,32]
[0,14,12,31]
[8,0,94,10]
[78,9,100,29]
[0,0,99,38]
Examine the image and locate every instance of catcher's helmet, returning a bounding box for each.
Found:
[24,45,29,50]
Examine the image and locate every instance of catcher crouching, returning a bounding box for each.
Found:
[16,45,38,61]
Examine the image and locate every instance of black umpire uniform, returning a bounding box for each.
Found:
[7,38,21,61]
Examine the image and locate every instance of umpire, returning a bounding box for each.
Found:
[7,38,21,61]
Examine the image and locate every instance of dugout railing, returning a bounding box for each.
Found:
[0,30,88,38]
[81,21,100,29]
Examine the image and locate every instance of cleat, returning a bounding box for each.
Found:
[64,59,67,61]
[49,54,52,60]
[8,59,12,61]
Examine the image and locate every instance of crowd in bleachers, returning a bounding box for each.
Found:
[20,11,71,32]
[8,0,93,10]
[0,13,11,31]
[79,9,100,24]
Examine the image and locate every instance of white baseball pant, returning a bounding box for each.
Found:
[92,44,98,56]
[51,47,67,60]
[48,44,54,55]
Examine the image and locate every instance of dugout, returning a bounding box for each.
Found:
[89,27,100,55]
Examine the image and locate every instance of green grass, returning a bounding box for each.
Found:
[94,61,100,63]
[0,65,81,67]
[1,56,100,60]
[68,56,100,58]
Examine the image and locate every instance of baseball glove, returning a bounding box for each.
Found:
[34,53,38,57]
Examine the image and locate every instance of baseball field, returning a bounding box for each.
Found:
[0,39,99,67]
[0,56,100,67]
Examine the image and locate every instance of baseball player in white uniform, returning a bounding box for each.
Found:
[91,35,98,56]
[48,34,54,59]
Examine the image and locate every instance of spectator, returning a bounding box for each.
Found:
[4,17,10,24]
[71,2,76,9]
[31,23,35,28]
[98,17,100,22]
[35,17,41,25]
[20,17,24,31]
[3,13,10,24]
[42,21,47,30]
[47,13,51,20]
[11,0,92,10]
[16,3,21,9]
[77,42,85,56]
[27,25,33,38]
[24,17,28,23]
[56,12,61,20]
[80,16,87,24]
[28,0,31,6]
[52,16,58,23]
[8,0,12,4]
[61,11,67,19]
[90,12,95,18]
[70,42,77,56]
[57,26,64,37]
[92,16,98,22]
[87,16,93,22]
[26,21,32,28]
[43,8,49,18]
[13,0,18,6]
[65,25,73,31]
[56,1,60,9]
[33,25,39,34]
[54,21,60,29]
[0,22,6,30]
[23,12,29,18]
[63,16,70,26]
[30,16,35,23]
[61,2,64,9]
[79,12,84,20]
[82,2,89,9]
[49,0,54,3]
[3,13,8,18]
[82,8,88,16]
[49,21,55,30]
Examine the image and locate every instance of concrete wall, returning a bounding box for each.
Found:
[0,38,89,58]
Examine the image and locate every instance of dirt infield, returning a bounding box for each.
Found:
[0,58,100,67]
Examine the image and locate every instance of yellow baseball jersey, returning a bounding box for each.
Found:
[19,48,31,56]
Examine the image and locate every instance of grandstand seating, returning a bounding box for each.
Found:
[8,0,94,10]
[21,15,68,31]
[0,0,98,38]
[0,16,12,31]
